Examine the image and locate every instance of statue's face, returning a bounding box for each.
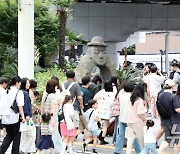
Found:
[90,46,107,66]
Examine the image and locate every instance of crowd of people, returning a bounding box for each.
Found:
[0,59,179,154]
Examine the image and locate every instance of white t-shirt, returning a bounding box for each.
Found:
[63,103,75,129]
[0,86,8,116]
[143,126,159,143]
[85,108,99,131]
[149,73,165,97]
[119,92,131,123]
[2,86,24,124]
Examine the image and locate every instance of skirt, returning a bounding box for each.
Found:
[36,135,54,150]
[60,122,76,137]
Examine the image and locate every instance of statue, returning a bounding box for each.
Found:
[75,36,116,83]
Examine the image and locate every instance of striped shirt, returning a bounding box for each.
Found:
[41,123,53,135]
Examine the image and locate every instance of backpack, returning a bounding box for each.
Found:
[156,93,174,119]
[60,82,76,102]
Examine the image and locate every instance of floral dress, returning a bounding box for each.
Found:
[94,89,115,120]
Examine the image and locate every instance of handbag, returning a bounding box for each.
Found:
[10,90,20,113]
[58,108,65,122]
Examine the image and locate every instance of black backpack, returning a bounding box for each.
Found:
[156,93,174,119]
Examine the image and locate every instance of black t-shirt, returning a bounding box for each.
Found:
[159,92,180,126]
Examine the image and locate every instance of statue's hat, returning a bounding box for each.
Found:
[87,36,107,47]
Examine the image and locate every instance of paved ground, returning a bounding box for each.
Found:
[3,114,176,153]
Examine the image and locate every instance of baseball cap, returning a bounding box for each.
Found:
[164,79,175,87]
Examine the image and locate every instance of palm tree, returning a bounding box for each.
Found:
[66,29,87,61]
[52,0,75,70]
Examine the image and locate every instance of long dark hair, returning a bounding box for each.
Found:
[130,82,145,106]
[20,77,29,91]
[62,95,73,108]
[104,80,113,92]
[111,75,118,91]
[115,80,127,99]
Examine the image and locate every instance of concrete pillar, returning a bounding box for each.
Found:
[18,0,34,79]
[165,32,170,72]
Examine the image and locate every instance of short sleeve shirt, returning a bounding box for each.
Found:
[85,108,99,131]
[63,80,82,112]
[159,92,180,126]
[81,87,93,112]
[128,98,145,123]
[2,87,24,124]
[42,92,56,113]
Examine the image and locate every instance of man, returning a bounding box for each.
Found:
[149,66,165,118]
[158,79,180,154]
[172,63,180,93]
[88,75,102,97]
[0,78,8,141]
[76,76,93,141]
[62,70,84,128]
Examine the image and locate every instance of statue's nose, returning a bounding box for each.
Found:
[99,52,104,58]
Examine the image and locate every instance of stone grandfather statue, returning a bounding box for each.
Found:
[75,36,116,83]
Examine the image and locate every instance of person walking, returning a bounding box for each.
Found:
[157,79,180,154]
[76,76,93,141]
[0,76,25,154]
[41,79,62,153]
[114,81,142,154]
[140,120,159,154]
[126,83,147,154]
[60,95,76,154]
[82,100,100,154]
[36,112,55,154]
[19,77,36,153]
[149,66,165,118]
[94,80,116,144]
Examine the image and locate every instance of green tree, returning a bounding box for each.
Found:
[51,0,75,70]
[34,0,59,67]
[0,0,59,68]
[0,0,18,48]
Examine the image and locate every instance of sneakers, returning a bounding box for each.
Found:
[81,143,86,152]
[100,140,109,145]
[93,149,98,154]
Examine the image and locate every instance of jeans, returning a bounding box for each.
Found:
[140,143,156,154]
[115,122,142,154]
[0,121,21,154]
[112,116,119,144]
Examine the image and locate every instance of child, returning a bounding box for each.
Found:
[36,112,55,154]
[60,95,76,154]
[140,119,159,154]
[82,99,100,154]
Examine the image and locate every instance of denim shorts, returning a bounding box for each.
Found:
[89,129,100,137]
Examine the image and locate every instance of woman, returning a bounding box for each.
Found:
[142,64,151,113]
[126,83,147,154]
[94,80,115,145]
[41,79,62,153]
[111,75,118,94]
[111,80,126,145]
[19,77,36,153]
[1,76,25,154]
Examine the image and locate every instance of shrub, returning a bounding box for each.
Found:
[35,65,66,104]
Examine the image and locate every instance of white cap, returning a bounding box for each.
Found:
[164,79,175,87]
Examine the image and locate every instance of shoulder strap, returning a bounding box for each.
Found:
[67,82,76,91]
[44,94,49,103]
[61,83,65,91]
[15,90,20,100]
[61,82,76,91]
[89,110,94,120]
